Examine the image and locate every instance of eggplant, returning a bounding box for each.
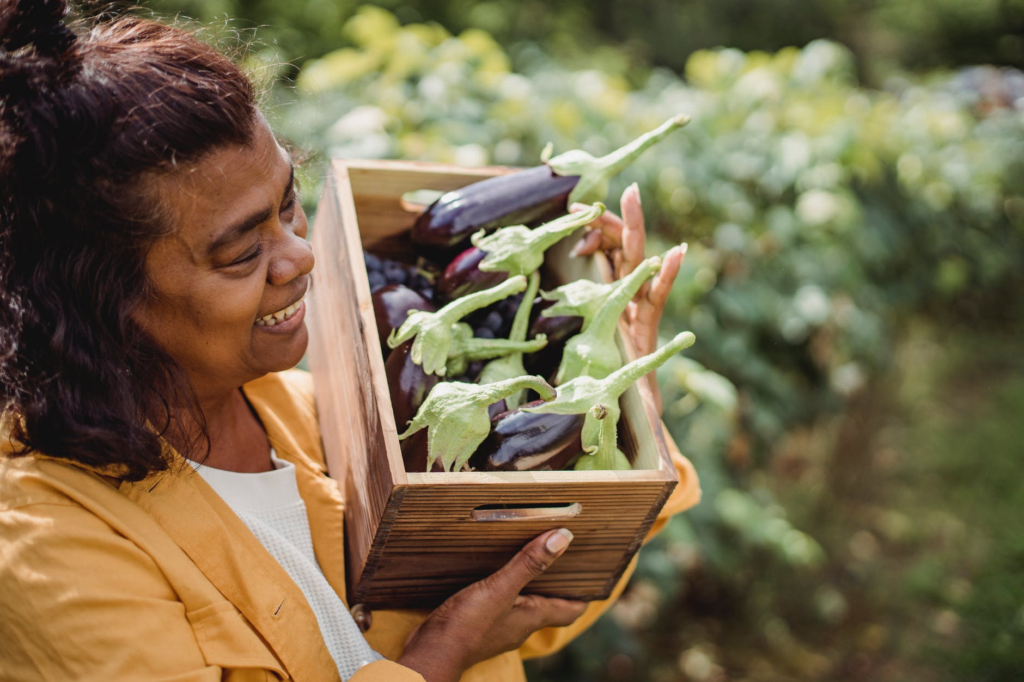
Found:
[444,322,547,378]
[385,340,440,433]
[555,255,662,385]
[523,298,583,379]
[389,276,528,376]
[574,403,630,471]
[469,400,585,472]
[411,115,689,251]
[399,375,556,472]
[400,429,445,473]
[412,166,577,251]
[435,203,605,302]
[435,247,505,303]
[525,331,696,470]
[372,284,434,358]
[477,271,543,410]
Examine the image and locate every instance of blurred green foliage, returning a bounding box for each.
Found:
[139,1,1024,678]
[145,0,1024,81]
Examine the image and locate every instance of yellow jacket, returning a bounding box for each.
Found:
[0,370,700,681]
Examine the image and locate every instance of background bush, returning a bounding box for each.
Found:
[136,1,1024,678]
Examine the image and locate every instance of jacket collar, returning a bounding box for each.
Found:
[114,379,349,681]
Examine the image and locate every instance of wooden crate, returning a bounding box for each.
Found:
[307,159,679,609]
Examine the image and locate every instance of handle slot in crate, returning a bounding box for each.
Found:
[470,502,582,522]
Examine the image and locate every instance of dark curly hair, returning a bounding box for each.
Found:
[0,0,258,480]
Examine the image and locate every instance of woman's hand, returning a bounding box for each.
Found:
[569,183,685,414]
[398,529,586,682]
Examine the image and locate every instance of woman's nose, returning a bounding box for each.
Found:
[267,220,315,286]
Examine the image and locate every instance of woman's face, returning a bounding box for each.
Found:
[137,117,314,398]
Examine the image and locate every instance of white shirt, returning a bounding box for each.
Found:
[189,451,383,680]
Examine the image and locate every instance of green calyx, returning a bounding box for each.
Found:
[555,255,663,384]
[575,403,630,471]
[525,331,696,470]
[398,375,556,472]
[478,271,542,409]
[545,115,690,206]
[387,275,527,376]
[446,321,547,377]
[540,279,616,329]
[471,203,605,277]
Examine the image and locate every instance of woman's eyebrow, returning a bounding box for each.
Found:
[206,164,295,257]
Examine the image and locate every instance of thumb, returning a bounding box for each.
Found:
[487,529,574,595]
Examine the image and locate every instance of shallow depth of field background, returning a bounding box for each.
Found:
[127,1,1023,679]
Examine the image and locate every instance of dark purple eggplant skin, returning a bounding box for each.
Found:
[469,400,585,472]
[435,246,509,303]
[385,340,440,433]
[372,284,435,357]
[522,298,583,379]
[400,429,445,472]
[487,399,508,420]
[411,166,579,251]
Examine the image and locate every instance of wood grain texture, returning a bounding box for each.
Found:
[307,160,680,609]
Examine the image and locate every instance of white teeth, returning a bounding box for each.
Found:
[256,293,305,326]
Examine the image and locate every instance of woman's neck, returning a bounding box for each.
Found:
[169,387,274,473]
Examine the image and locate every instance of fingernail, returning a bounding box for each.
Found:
[631,182,641,204]
[569,241,583,258]
[679,242,688,255]
[546,528,573,554]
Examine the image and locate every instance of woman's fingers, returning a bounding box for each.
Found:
[620,183,646,278]
[569,202,624,257]
[513,594,589,629]
[569,184,647,279]
[483,529,573,596]
[648,243,685,309]
[568,226,603,258]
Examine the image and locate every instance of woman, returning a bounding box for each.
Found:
[0,2,699,680]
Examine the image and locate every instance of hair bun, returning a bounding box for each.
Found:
[1,0,75,56]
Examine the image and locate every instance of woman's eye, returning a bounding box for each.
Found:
[282,193,298,215]
[231,244,262,266]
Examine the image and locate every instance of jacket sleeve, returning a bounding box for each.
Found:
[350,660,425,682]
[517,426,700,660]
[0,501,221,682]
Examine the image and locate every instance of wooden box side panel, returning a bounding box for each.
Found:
[353,480,674,608]
[307,164,405,592]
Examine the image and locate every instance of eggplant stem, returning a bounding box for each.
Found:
[588,255,661,340]
[480,375,556,404]
[605,331,696,392]
[440,275,527,323]
[509,271,541,342]
[548,115,690,205]
[458,335,547,363]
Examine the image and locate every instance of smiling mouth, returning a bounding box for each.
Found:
[255,290,306,327]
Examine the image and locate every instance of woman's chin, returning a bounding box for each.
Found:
[251,319,310,375]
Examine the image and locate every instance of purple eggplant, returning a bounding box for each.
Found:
[435,203,604,302]
[400,429,445,473]
[435,247,507,302]
[385,340,440,432]
[412,166,577,251]
[372,284,435,358]
[469,400,585,472]
[411,115,689,251]
[523,298,583,379]
[399,376,556,472]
